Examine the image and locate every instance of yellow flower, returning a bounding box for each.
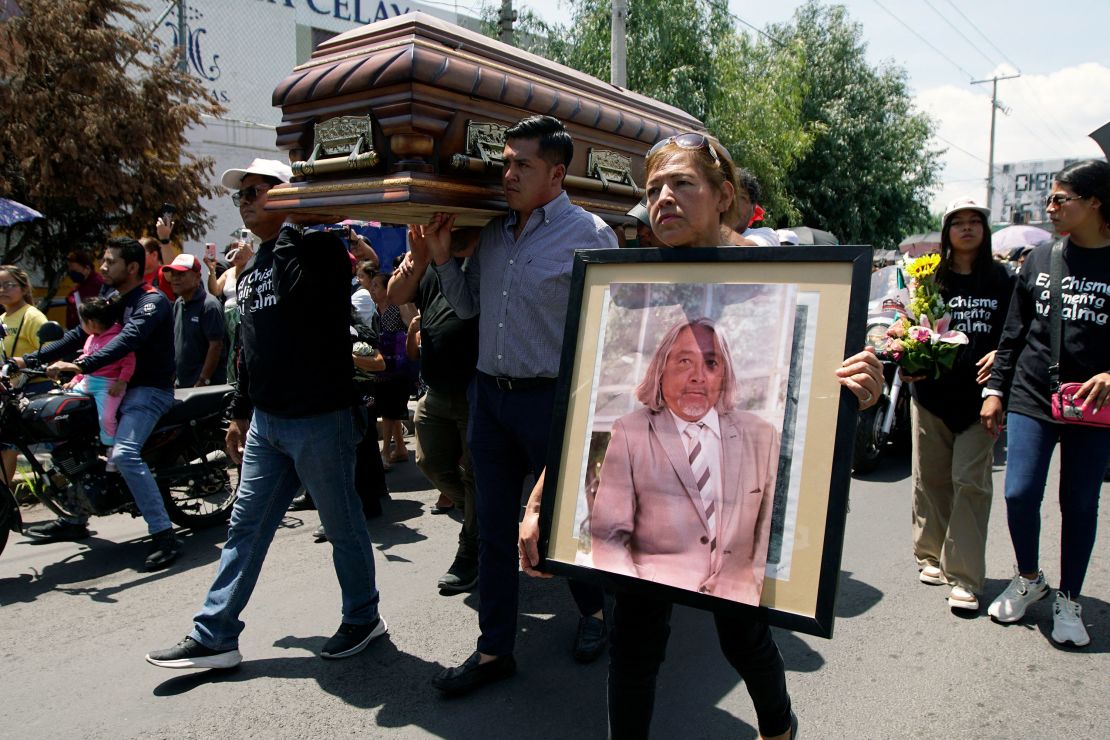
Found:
[906,253,940,278]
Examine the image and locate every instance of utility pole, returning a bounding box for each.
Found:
[498,0,516,46]
[971,72,1020,218]
[176,0,187,73]
[611,0,627,87]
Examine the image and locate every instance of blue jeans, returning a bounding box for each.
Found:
[110,386,175,534]
[191,407,380,651]
[1004,412,1110,597]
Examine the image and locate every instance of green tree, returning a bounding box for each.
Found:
[771,2,941,245]
[0,0,223,298]
[477,0,813,226]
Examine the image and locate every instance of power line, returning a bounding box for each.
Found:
[920,0,999,73]
[871,0,975,80]
[927,0,1072,153]
[939,0,1022,73]
[1017,77,1080,150]
[933,134,989,164]
[697,0,787,47]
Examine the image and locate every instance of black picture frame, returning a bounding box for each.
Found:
[537,246,872,638]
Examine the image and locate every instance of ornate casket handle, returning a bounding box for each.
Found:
[291,116,380,177]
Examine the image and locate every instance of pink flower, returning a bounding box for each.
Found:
[909,326,932,343]
[886,321,906,338]
[888,339,905,353]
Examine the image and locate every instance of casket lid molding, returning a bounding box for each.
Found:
[268,12,704,226]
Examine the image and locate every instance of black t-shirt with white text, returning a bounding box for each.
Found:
[989,239,1110,423]
[913,262,1013,432]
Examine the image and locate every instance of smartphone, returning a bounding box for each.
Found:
[204,243,218,261]
[160,202,176,219]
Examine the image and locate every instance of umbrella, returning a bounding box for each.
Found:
[898,231,941,257]
[0,197,43,228]
[784,225,839,245]
[1091,121,1110,161]
[991,224,1052,253]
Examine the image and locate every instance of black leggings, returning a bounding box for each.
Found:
[608,591,791,739]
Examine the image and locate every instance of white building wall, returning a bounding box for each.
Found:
[136,0,480,254]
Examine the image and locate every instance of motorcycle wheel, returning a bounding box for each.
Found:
[159,435,239,529]
[853,394,890,474]
[0,490,14,557]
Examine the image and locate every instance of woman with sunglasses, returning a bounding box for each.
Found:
[520,133,883,739]
[0,264,50,482]
[982,159,1110,647]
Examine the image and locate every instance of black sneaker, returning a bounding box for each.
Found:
[573,614,608,663]
[24,518,90,543]
[288,492,316,511]
[145,636,242,670]
[438,556,478,594]
[145,528,182,570]
[320,617,388,659]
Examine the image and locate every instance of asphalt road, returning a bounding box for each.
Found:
[1,444,1107,739]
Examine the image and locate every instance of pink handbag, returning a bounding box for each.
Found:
[1051,383,1110,428]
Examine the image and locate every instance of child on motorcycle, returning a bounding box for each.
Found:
[64,298,135,470]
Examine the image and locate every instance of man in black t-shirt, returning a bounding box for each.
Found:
[146,159,385,671]
[389,234,480,593]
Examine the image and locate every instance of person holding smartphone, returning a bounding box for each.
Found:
[142,204,179,300]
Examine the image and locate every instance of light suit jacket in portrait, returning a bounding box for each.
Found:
[590,406,780,606]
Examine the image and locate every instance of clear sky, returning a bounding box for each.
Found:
[517,0,1110,213]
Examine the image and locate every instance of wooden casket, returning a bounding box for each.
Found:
[267,12,703,227]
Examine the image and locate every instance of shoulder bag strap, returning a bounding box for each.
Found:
[1048,239,1065,394]
[3,308,28,360]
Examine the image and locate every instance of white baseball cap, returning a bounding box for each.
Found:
[943,196,991,227]
[220,158,293,189]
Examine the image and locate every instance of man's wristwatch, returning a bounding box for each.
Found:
[158,238,171,245]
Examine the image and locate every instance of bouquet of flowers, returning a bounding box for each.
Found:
[876,253,968,378]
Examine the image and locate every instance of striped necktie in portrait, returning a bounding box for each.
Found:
[684,422,717,561]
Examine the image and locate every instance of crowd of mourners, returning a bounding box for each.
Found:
[1,114,1107,739]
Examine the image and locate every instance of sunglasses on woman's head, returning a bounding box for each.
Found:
[647,133,722,166]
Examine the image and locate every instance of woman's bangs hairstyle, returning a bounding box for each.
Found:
[644,136,741,227]
[0,264,34,304]
[634,317,737,413]
[1055,159,1110,225]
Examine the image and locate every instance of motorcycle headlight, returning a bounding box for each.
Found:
[864,322,889,351]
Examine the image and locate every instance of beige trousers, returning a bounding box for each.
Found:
[910,399,994,593]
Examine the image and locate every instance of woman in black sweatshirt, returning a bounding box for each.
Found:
[905,197,1013,612]
[982,159,1110,647]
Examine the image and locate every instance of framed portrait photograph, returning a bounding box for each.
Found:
[538,246,872,638]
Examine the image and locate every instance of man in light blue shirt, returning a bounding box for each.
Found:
[419,115,617,695]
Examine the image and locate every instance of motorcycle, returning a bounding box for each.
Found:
[0,360,239,558]
[853,265,911,473]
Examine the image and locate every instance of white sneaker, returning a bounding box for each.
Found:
[919,565,946,585]
[1051,592,1090,647]
[988,570,1048,623]
[948,585,979,611]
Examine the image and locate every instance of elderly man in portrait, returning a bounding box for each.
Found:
[590,317,779,606]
